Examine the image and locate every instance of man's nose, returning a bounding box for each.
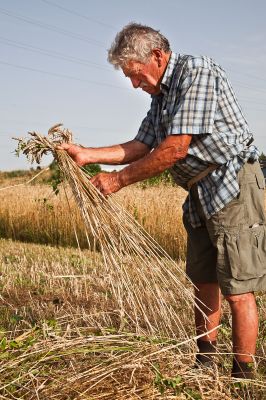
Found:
[130,77,141,88]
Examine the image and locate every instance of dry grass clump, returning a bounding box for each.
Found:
[13,124,197,340]
[1,331,265,400]
[0,239,265,399]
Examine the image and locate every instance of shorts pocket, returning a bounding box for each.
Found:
[256,173,265,189]
[225,225,266,280]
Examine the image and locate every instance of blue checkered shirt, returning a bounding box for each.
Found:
[135,52,259,227]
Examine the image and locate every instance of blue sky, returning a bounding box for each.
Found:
[1,0,266,171]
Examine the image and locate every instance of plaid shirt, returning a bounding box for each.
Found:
[135,52,259,227]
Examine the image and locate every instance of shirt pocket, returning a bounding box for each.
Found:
[225,225,266,280]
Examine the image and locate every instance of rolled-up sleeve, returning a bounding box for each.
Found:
[168,67,218,135]
[135,109,157,148]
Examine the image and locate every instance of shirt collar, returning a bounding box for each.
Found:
[160,52,180,95]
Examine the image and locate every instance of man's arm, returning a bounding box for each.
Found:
[119,134,191,185]
[90,134,192,195]
[57,140,150,166]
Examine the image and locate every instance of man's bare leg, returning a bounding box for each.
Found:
[194,282,221,365]
[224,292,258,378]
[195,282,222,340]
[224,292,258,361]
[195,288,258,377]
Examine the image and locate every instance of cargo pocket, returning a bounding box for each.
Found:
[243,170,266,225]
[256,172,266,189]
[225,225,266,280]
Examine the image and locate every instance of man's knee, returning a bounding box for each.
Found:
[224,292,254,304]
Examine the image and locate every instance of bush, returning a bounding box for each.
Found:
[1,170,31,179]
[139,170,174,188]
[82,164,101,176]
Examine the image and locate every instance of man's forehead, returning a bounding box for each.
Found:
[122,60,143,74]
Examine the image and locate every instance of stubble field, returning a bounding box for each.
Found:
[0,178,265,399]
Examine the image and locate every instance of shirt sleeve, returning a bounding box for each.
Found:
[134,109,157,148]
[168,67,218,135]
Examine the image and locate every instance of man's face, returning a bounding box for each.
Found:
[122,54,163,95]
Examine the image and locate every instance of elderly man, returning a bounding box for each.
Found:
[60,23,266,378]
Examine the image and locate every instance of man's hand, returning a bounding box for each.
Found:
[57,140,150,166]
[57,143,91,166]
[118,134,192,187]
[90,172,123,196]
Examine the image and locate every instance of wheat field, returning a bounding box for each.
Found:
[0,183,187,259]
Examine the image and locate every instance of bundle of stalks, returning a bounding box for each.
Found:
[14,124,204,341]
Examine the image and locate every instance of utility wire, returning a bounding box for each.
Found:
[0,60,129,91]
[39,0,117,30]
[1,8,266,93]
[1,6,266,94]
[0,58,265,111]
[0,36,112,71]
[233,81,266,95]
[239,98,266,106]
[0,6,106,48]
[228,68,266,84]
[2,58,266,99]
[3,34,266,90]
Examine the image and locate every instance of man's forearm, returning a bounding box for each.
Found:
[89,135,192,196]
[118,135,191,186]
[83,140,150,165]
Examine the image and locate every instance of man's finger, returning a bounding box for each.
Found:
[56,143,71,150]
[90,176,97,185]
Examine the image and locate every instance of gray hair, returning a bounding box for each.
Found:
[107,22,171,69]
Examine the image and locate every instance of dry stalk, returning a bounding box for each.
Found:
[14,125,208,340]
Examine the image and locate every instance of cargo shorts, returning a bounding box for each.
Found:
[183,161,266,295]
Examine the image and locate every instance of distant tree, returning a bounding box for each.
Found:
[259,152,266,161]
[82,163,102,176]
[49,160,59,171]
[48,160,61,194]
[139,169,174,188]
[48,161,102,194]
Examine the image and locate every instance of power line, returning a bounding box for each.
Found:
[0,36,112,71]
[0,59,129,91]
[1,55,266,98]
[233,81,266,95]
[240,98,266,106]
[2,58,266,101]
[228,68,266,84]
[0,6,106,48]
[1,6,266,95]
[0,122,120,133]
[40,0,117,30]
[3,36,264,89]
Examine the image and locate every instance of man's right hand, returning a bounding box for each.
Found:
[56,143,91,166]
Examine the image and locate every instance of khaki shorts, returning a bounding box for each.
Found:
[183,161,266,295]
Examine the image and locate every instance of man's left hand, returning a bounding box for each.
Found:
[90,172,123,196]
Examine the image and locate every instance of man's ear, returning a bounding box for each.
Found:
[151,49,163,66]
